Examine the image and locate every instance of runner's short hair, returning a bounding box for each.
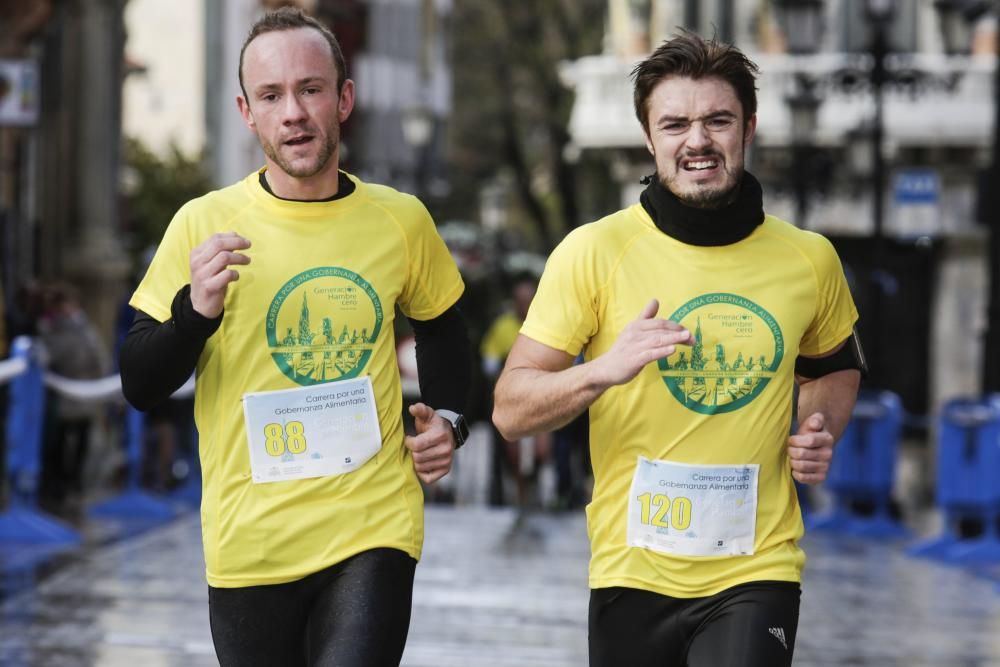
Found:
[631,30,759,134]
[239,6,347,99]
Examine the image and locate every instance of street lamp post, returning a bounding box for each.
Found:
[776,0,899,372]
[774,0,897,241]
[865,0,896,246]
[988,45,1000,392]
[774,0,982,417]
[777,0,1000,394]
[785,74,822,224]
[936,0,1000,391]
[401,105,434,200]
[989,7,1000,393]
[987,43,1000,392]
[775,0,824,226]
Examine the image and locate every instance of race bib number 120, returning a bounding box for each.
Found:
[626,457,759,557]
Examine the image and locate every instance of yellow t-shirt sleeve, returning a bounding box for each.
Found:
[129,205,197,323]
[799,234,859,356]
[520,226,601,356]
[397,199,464,320]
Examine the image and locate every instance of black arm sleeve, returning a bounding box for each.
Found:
[119,285,222,411]
[407,304,471,414]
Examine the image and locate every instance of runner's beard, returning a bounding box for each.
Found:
[261,128,338,179]
[661,164,743,210]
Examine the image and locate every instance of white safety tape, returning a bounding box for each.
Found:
[0,356,28,385]
[4,343,196,402]
[43,373,124,402]
[40,371,195,402]
[171,374,196,399]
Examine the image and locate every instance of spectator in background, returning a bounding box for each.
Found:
[552,356,592,511]
[8,279,43,339]
[481,274,553,508]
[38,282,110,513]
[115,246,196,493]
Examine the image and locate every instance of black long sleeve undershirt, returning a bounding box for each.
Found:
[119,285,471,414]
[408,306,470,414]
[120,285,221,410]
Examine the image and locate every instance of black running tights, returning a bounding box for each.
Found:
[208,548,417,667]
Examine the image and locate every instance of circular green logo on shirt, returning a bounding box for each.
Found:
[657,293,783,415]
[265,267,383,386]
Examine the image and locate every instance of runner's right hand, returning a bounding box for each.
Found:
[190,232,252,318]
[591,299,692,389]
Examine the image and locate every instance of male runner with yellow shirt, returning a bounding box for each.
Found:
[120,9,469,667]
[493,32,863,667]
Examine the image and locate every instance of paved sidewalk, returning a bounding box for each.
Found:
[1,505,1000,666]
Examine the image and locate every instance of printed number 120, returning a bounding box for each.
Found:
[637,492,692,530]
[264,421,307,456]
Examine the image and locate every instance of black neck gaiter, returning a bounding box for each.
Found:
[639,172,765,247]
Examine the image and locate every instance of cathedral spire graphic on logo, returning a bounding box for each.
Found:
[266,267,384,386]
[658,293,784,415]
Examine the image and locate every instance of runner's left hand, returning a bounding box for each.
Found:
[787,412,834,485]
[405,402,455,484]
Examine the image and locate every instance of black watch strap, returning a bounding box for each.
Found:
[435,409,469,449]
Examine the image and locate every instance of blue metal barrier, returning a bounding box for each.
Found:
[908,398,1000,563]
[170,417,201,507]
[88,406,179,521]
[0,337,80,544]
[807,389,908,538]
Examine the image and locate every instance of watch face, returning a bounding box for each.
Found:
[436,410,469,446]
[455,415,470,443]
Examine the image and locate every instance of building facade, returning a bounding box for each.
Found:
[0,0,130,345]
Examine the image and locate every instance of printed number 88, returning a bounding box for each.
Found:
[264,421,307,456]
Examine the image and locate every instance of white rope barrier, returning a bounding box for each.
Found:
[0,356,27,385]
[0,332,201,404]
[42,373,124,402]
[0,343,196,402]
[171,374,196,399]
[40,372,196,402]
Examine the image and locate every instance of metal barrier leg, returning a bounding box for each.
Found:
[909,399,1000,563]
[170,420,201,507]
[88,407,178,521]
[0,337,79,545]
[946,512,1000,564]
[805,495,855,532]
[0,503,81,544]
[809,392,908,538]
[907,510,968,560]
[849,496,910,538]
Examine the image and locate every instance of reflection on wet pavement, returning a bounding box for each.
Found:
[1,507,999,666]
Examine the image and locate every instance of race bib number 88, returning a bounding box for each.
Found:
[243,376,382,484]
[626,457,759,557]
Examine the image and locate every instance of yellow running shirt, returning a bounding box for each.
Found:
[131,170,464,588]
[480,312,523,363]
[521,204,857,598]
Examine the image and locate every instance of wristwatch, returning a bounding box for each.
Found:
[435,409,469,449]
